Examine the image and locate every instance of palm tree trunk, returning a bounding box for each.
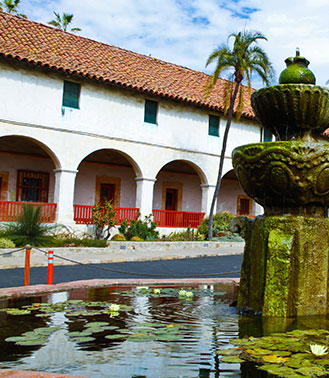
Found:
[207,81,241,240]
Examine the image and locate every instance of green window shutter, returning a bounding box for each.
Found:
[62,81,80,109]
[144,99,158,124]
[263,128,272,142]
[208,115,219,136]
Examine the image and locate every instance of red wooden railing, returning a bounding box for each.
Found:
[0,201,57,223]
[152,209,205,228]
[73,205,139,225]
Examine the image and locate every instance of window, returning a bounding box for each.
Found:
[144,99,158,124]
[261,127,272,142]
[208,115,220,137]
[62,80,80,109]
[16,170,49,202]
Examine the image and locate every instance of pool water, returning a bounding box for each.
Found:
[0,283,327,378]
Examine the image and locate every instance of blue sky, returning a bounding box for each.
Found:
[16,0,329,88]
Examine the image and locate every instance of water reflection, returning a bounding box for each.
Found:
[0,284,327,377]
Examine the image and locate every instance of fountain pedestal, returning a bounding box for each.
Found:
[232,51,329,317]
[239,216,329,317]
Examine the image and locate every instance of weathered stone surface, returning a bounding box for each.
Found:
[232,141,329,216]
[251,84,329,140]
[237,216,329,317]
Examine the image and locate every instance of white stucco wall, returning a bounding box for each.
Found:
[74,162,136,207]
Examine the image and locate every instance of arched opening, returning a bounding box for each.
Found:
[153,160,206,228]
[217,169,262,216]
[74,149,140,224]
[0,135,59,222]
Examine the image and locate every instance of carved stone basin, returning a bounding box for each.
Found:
[251,84,329,140]
[232,141,329,216]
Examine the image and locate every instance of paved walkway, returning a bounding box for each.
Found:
[0,241,244,269]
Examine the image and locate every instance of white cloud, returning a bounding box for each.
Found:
[18,0,329,87]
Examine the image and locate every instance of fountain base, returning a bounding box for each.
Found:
[238,215,329,317]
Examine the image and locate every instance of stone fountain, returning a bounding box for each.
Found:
[232,51,329,317]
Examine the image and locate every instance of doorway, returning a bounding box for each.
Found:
[165,188,178,211]
[100,183,115,204]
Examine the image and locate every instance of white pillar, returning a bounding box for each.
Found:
[135,177,156,219]
[201,184,217,216]
[53,169,78,225]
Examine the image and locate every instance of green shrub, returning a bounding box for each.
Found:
[111,234,126,241]
[0,238,16,248]
[198,211,236,237]
[161,227,204,241]
[1,204,58,247]
[92,201,117,240]
[131,236,143,241]
[118,215,159,241]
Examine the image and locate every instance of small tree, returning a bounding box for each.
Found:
[92,201,117,240]
[205,30,274,240]
[0,0,26,17]
[48,12,81,32]
[2,204,58,246]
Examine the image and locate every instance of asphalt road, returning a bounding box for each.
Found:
[0,255,243,288]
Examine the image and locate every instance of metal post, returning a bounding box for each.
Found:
[47,250,54,285]
[24,245,31,286]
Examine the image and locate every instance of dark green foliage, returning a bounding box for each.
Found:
[1,204,58,246]
[118,215,159,241]
[198,211,235,236]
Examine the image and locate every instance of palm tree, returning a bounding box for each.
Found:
[48,12,81,33]
[205,30,274,240]
[0,0,26,17]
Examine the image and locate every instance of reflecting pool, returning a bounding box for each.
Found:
[0,283,327,378]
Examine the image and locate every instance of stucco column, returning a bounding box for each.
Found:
[201,184,217,216]
[53,169,78,225]
[135,177,156,219]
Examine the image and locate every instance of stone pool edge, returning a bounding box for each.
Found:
[0,277,240,299]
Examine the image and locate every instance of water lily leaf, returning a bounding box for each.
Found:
[71,336,95,343]
[246,348,273,355]
[34,327,60,335]
[221,356,244,363]
[66,330,93,337]
[66,300,84,304]
[216,348,242,356]
[100,325,119,331]
[16,338,48,346]
[230,338,253,346]
[259,364,302,377]
[86,322,109,327]
[5,336,28,342]
[296,366,325,376]
[6,309,31,315]
[105,334,128,339]
[262,355,290,364]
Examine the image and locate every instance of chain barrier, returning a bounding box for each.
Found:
[0,247,25,257]
[33,247,240,278]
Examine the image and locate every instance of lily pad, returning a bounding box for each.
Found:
[85,322,109,327]
[66,330,93,337]
[105,334,128,339]
[216,348,243,356]
[15,338,47,346]
[221,356,244,363]
[71,336,95,343]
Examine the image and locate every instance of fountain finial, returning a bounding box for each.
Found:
[279,50,316,84]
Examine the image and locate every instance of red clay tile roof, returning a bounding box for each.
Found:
[0,11,255,119]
